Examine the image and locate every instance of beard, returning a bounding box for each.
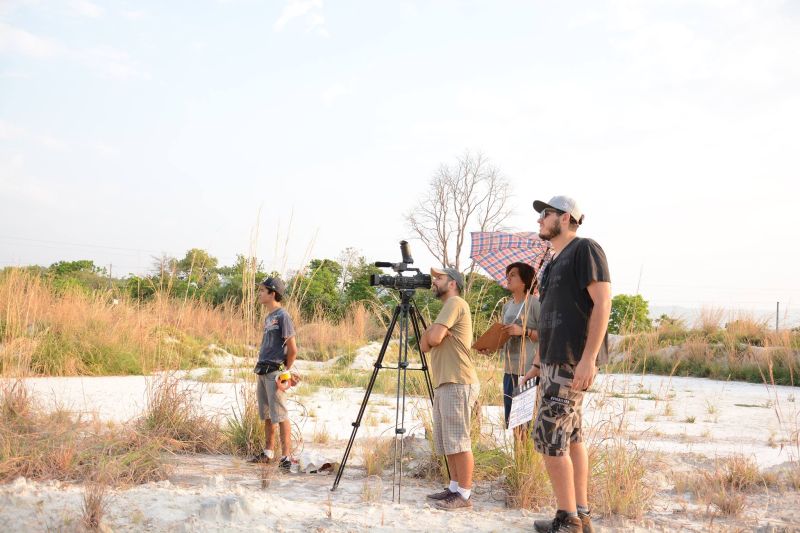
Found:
[538,218,562,241]
[431,284,443,298]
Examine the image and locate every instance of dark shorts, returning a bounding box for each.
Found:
[533,363,585,456]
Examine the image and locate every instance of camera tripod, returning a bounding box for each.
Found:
[331,289,447,501]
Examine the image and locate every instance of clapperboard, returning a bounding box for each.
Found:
[507,377,539,429]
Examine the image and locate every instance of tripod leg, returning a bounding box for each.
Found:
[409,304,452,481]
[393,302,411,502]
[331,304,401,492]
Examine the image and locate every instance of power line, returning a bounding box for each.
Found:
[0,235,162,255]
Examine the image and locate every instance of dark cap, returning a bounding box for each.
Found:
[258,277,286,298]
[430,267,464,292]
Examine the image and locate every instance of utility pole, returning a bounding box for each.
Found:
[776,301,779,332]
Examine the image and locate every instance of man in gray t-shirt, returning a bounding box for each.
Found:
[249,277,297,469]
[257,307,296,366]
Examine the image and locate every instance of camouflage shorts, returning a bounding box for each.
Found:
[532,363,585,456]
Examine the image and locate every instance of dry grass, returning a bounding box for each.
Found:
[696,307,725,336]
[362,474,383,502]
[360,437,393,476]
[0,269,247,376]
[0,268,383,377]
[502,434,551,508]
[312,424,331,444]
[788,463,800,490]
[290,301,381,361]
[224,381,264,457]
[137,375,222,453]
[0,380,169,486]
[81,482,109,531]
[258,460,279,489]
[589,439,652,518]
[672,455,764,517]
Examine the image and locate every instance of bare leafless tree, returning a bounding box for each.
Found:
[406,151,512,292]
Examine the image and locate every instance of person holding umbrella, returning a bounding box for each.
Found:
[479,262,540,429]
[521,196,611,533]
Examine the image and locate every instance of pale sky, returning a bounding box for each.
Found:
[1,0,798,318]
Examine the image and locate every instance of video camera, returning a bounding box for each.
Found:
[369,240,431,291]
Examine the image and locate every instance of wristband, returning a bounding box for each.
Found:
[533,363,541,369]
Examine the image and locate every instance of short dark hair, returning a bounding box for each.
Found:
[553,208,579,230]
[505,262,535,293]
[266,288,283,302]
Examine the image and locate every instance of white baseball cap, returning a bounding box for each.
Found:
[533,195,584,225]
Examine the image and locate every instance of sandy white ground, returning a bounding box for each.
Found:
[3,348,800,531]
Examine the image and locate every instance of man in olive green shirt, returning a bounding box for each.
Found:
[420,267,480,511]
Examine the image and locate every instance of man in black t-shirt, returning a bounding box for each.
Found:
[521,195,611,533]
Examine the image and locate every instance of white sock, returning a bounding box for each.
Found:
[457,486,471,500]
[448,480,458,492]
[263,449,274,459]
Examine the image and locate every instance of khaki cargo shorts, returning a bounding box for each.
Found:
[533,363,585,457]
[256,371,289,423]
[432,382,480,455]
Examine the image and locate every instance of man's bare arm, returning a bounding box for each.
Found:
[572,280,611,390]
[284,336,298,369]
[582,281,611,363]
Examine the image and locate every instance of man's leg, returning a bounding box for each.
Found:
[434,383,479,510]
[543,453,576,512]
[533,364,586,531]
[570,441,589,509]
[264,420,276,452]
[448,454,459,485]
[446,451,473,489]
[278,419,292,458]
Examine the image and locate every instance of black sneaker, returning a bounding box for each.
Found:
[434,491,472,511]
[426,488,455,500]
[247,451,272,464]
[278,457,292,470]
[534,510,582,533]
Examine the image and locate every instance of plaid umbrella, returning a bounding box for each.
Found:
[469,231,552,288]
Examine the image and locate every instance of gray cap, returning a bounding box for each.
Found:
[533,195,584,225]
[258,276,286,298]
[430,267,464,292]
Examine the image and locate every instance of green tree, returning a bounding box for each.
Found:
[213,255,268,305]
[342,257,381,307]
[290,259,343,319]
[47,260,112,292]
[48,260,103,276]
[177,248,218,284]
[609,294,652,334]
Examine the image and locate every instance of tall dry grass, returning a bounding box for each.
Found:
[589,438,652,518]
[610,309,799,386]
[0,380,169,486]
[224,381,264,457]
[290,301,380,361]
[0,268,384,377]
[137,374,223,453]
[0,269,249,376]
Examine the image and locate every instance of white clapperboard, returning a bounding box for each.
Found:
[507,377,539,429]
